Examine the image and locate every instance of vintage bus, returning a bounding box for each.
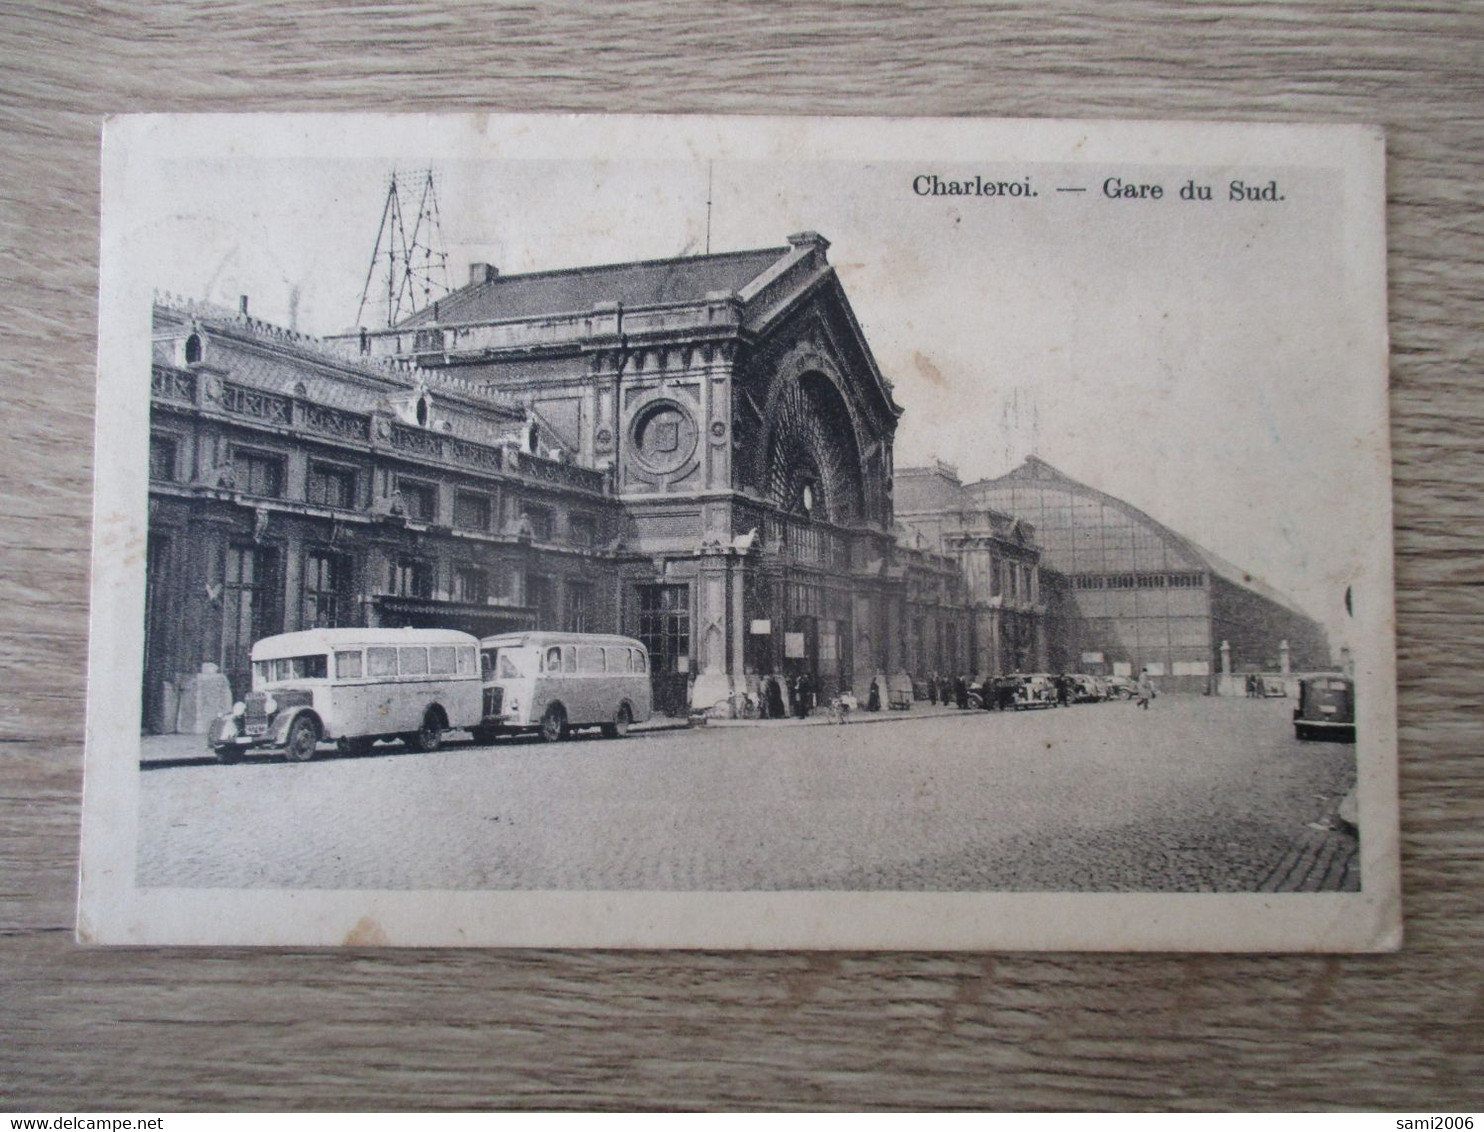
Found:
[207,628,483,762]
[476,632,653,742]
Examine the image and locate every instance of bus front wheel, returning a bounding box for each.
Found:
[540,704,568,743]
[283,715,320,762]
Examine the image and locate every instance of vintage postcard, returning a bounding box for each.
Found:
[79,114,1398,949]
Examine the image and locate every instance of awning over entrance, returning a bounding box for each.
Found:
[372,596,536,638]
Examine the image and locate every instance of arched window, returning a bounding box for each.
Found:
[183,333,203,365]
[761,372,865,525]
[415,395,429,428]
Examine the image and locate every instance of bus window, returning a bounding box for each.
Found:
[498,650,526,679]
[577,646,604,674]
[254,654,328,683]
[602,647,622,672]
[457,647,476,676]
[367,646,397,677]
[544,645,563,673]
[562,647,576,674]
[480,651,493,681]
[399,647,429,676]
[335,650,363,679]
[428,646,457,675]
[632,648,647,674]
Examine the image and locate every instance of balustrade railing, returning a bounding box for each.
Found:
[301,403,370,442]
[221,381,291,425]
[150,366,196,404]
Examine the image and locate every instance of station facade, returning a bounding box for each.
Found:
[146,234,982,728]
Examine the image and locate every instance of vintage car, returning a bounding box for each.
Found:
[1293,674,1355,742]
[1069,674,1106,702]
[1104,676,1138,700]
[1011,673,1058,709]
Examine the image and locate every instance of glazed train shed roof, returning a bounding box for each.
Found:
[970,456,1313,619]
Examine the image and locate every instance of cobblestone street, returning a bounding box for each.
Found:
[136,695,1359,892]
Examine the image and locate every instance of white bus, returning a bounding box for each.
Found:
[476,632,653,743]
[207,627,483,762]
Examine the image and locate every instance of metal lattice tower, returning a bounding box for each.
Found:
[356,170,452,328]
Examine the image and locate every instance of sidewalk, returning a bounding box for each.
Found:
[140,715,692,764]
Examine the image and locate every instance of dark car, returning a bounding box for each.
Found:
[1294,674,1355,742]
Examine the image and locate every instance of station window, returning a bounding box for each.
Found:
[527,574,557,627]
[455,566,489,604]
[308,462,356,509]
[397,478,438,523]
[302,550,349,628]
[149,434,179,482]
[569,513,597,549]
[453,490,492,531]
[388,557,432,599]
[235,450,284,499]
[522,505,554,541]
[565,580,591,632]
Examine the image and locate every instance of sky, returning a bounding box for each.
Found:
[122,118,1387,650]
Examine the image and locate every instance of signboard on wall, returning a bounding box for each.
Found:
[784,632,806,659]
[750,620,771,635]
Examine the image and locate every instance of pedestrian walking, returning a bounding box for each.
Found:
[927,672,939,705]
[1136,671,1155,710]
[954,674,969,710]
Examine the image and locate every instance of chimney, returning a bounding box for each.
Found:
[787,231,830,254]
[238,294,249,316]
[469,262,498,286]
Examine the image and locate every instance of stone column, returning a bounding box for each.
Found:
[1279,639,1291,674]
[1220,639,1232,674]
[690,552,736,712]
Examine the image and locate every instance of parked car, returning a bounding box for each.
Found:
[1011,673,1058,709]
[1104,676,1138,700]
[1294,674,1355,742]
[1069,674,1106,702]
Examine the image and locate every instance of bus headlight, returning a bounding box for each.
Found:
[508,697,519,716]
[263,695,278,715]
[231,702,246,718]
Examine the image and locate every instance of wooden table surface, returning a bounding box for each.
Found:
[3,2,1481,1111]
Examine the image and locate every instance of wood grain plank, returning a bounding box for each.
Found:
[2,0,1481,1111]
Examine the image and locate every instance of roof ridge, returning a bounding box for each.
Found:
[462,244,789,288]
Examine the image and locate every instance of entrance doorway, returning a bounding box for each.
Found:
[638,584,690,716]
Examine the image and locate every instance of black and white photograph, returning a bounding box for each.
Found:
[80,113,1398,948]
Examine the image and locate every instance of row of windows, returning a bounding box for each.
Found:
[303,549,587,625]
[1073,572,1207,591]
[539,644,648,676]
[152,434,600,547]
